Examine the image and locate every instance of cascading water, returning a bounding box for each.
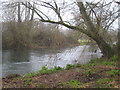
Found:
[2,45,102,77]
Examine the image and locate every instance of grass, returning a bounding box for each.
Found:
[25,66,63,78]
[96,78,115,88]
[11,55,119,79]
[66,64,75,70]
[111,55,118,61]
[23,77,32,87]
[59,80,81,88]
[25,64,82,78]
[23,77,48,88]
[83,69,95,76]
[102,61,116,66]
[78,39,92,45]
[36,83,49,88]
[107,70,120,76]
[89,58,102,64]
[3,56,119,88]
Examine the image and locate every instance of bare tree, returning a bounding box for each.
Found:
[18,2,21,22]
[118,3,120,57]
[2,0,119,58]
[115,1,120,57]
[20,0,119,58]
[2,1,36,48]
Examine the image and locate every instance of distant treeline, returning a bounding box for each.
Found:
[2,21,79,49]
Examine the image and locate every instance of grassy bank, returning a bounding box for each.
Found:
[2,56,119,88]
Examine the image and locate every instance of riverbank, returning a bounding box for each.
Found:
[2,57,119,88]
[2,43,80,51]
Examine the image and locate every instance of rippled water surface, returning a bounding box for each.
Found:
[2,45,102,77]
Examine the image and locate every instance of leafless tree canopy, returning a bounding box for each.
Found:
[2,0,120,58]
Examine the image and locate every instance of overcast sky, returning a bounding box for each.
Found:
[0,0,119,29]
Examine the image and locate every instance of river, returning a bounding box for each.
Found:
[2,45,102,77]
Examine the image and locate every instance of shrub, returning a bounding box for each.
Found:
[2,22,78,49]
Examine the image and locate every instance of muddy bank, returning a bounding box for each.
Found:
[2,58,119,88]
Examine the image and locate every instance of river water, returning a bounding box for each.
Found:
[2,45,102,77]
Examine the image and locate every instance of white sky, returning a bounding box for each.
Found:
[0,0,119,29]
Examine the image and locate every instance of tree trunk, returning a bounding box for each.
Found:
[22,1,117,58]
[30,2,35,21]
[77,2,115,58]
[93,35,114,58]
[18,3,21,22]
[118,3,120,57]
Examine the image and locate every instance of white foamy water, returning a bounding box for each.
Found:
[2,45,102,77]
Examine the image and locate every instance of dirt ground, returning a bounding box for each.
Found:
[2,64,119,88]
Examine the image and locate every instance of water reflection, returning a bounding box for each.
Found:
[2,49,30,64]
[2,45,102,77]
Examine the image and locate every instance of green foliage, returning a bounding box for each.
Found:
[103,61,115,66]
[23,77,32,87]
[68,80,81,88]
[79,64,92,70]
[38,66,63,75]
[88,63,96,66]
[97,78,114,84]
[36,83,48,88]
[111,55,118,61]
[83,69,95,75]
[96,78,115,88]
[54,66,63,71]
[59,80,81,88]
[89,58,101,64]
[25,66,63,77]
[78,40,91,46]
[74,64,81,67]
[66,64,75,70]
[41,66,48,71]
[80,42,88,45]
[107,70,120,76]
[25,72,38,78]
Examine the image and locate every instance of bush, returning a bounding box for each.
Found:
[2,22,78,49]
